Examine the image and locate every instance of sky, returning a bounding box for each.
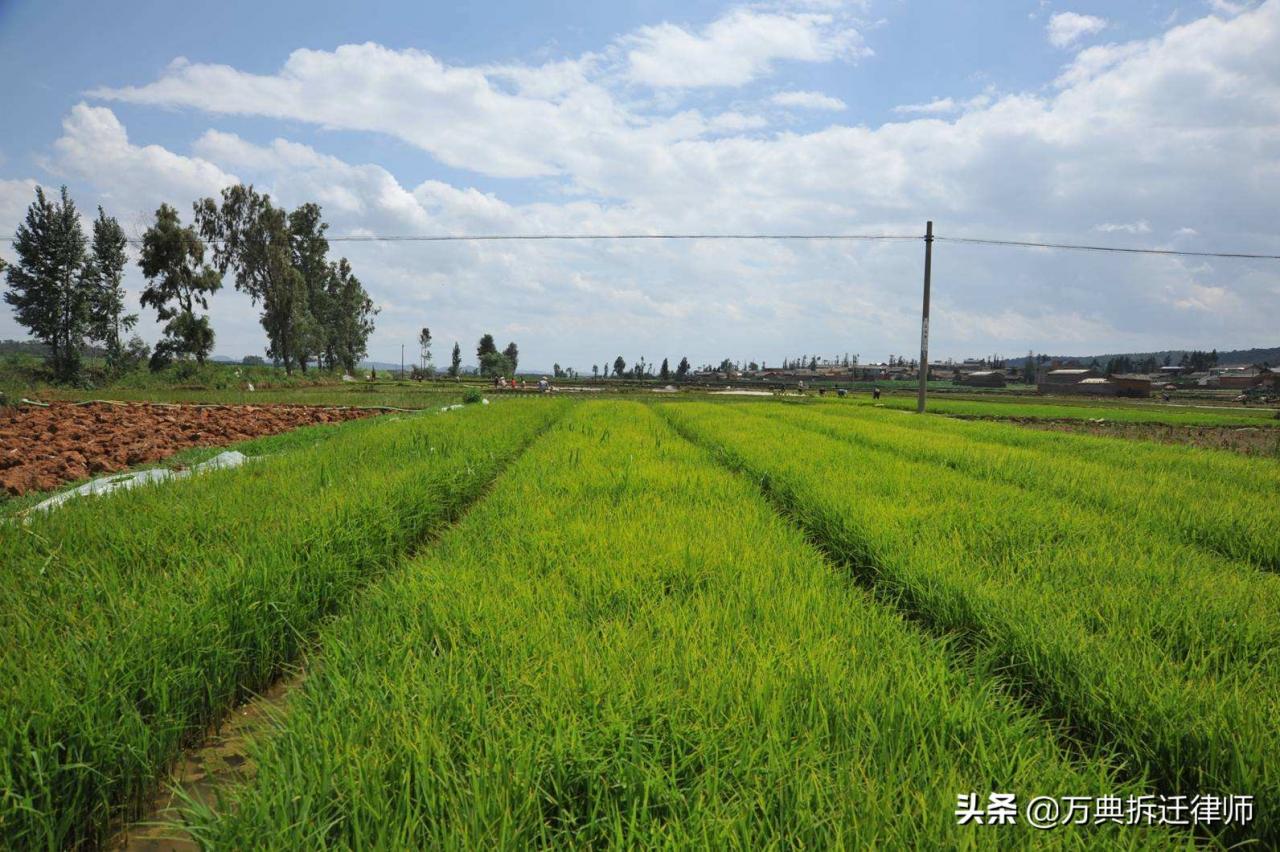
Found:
[1,0,1277,370]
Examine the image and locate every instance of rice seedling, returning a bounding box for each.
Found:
[188,401,1186,849]
[0,399,567,849]
[754,403,1280,570]
[660,401,1280,845]
[846,394,1280,428]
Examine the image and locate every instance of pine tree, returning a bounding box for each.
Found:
[503,341,519,373]
[613,355,626,378]
[3,186,91,381]
[676,356,691,381]
[660,357,670,382]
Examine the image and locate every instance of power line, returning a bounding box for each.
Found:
[1,230,1277,260]
[933,235,1280,261]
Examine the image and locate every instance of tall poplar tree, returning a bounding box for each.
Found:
[84,207,136,370]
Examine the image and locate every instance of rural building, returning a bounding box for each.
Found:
[959,370,1007,388]
[1108,374,1154,397]
[1036,367,1099,393]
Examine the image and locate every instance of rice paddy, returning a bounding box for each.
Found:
[2,394,1274,848]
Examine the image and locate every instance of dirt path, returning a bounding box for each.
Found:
[111,671,305,851]
[0,402,378,496]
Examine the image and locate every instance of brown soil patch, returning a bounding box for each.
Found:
[112,671,305,851]
[0,402,378,496]
[1010,418,1280,457]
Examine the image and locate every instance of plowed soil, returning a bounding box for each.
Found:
[0,402,378,496]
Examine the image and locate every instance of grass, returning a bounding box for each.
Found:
[660,401,1280,846]
[186,402,1184,849]
[0,398,568,849]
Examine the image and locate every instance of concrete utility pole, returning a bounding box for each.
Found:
[917,220,934,414]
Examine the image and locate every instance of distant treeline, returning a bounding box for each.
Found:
[1010,347,1278,370]
[2,184,378,383]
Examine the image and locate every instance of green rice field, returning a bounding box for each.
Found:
[2,395,1275,848]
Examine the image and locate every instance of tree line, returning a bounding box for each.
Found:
[2,184,377,382]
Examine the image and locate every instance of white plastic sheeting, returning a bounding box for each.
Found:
[25,450,253,518]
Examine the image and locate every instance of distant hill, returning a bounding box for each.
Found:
[1008,346,1279,368]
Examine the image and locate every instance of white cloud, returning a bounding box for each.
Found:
[891,93,993,115]
[624,9,869,88]
[4,1,1279,363]
[770,90,847,110]
[1047,12,1108,48]
[44,103,237,216]
[1093,220,1151,234]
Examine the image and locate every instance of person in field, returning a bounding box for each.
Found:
[873,386,881,400]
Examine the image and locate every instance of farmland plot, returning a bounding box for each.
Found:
[758,403,1280,570]
[189,402,1183,849]
[0,399,567,849]
[661,401,1280,845]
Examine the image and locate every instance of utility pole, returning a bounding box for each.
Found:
[917,220,933,414]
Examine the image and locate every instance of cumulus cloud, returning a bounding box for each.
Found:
[44,103,237,214]
[770,90,847,110]
[624,9,869,87]
[4,1,1279,363]
[1047,12,1108,48]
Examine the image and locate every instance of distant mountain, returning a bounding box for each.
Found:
[1008,346,1280,368]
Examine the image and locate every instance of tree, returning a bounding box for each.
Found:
[287,203,331,373]
[449,341,462,378]
[676,356,691,381]
[1023,351,1037,384]
[477,333,497,364]
[479,351,513,377]
[660,357,670,382]
[243,355,267,366]
[196,185,308,374]
[84,207,136,370]
[613,355,626,378]
[592,364,599,379]
[503,341,519,373]
[138,204,222,365]
[3,186,92,381]
[325,258,377,373]
[418,327,433,370]
[553,362,563,378]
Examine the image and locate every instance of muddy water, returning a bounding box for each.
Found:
[112,671,305,851]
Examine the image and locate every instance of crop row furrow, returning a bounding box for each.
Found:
[187,401,1183,848]
[752,403,1279,570]
[659,401,1280,846]
[0,399,569,850]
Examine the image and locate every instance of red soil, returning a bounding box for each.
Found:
[0,402,377,496]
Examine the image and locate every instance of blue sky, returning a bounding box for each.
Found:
[1,0,1276,368]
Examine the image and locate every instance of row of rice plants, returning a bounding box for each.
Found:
[0,399,568,849]
[756,403,1280,570]
[852,395,1280,428]
[660,402,1280,845]
[186,401,1182,848]
[820,398,1280,494]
